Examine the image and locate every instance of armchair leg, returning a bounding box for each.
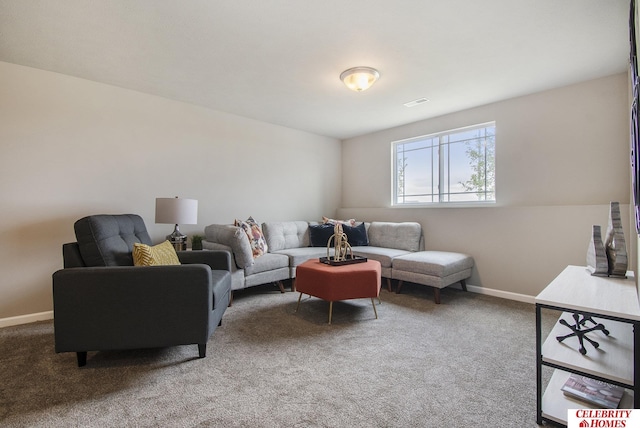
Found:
[76,351,87,367]
[277,281,285,293]
[198,344,206,358]
[228,290,233,307]
[460,279,468,292]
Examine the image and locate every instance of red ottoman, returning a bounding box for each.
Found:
[295,259,382,324]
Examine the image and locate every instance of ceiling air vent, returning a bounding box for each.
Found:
[404,98,430,108]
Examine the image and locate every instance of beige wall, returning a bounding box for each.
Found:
[0,61,342,321]
[338,73,633,299]
[0,62,632,321]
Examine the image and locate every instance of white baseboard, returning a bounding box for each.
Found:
[0,311,54,329]
[0,286,534,329]
[465,284,535,304]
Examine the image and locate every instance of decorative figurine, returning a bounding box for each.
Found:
[586,225,608,276]
[327,223,353,262]
[604,201,628,278]
[556,312,610,356]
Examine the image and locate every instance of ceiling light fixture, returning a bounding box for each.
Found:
[340,66,380,92]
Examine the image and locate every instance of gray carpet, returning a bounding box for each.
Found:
[0,283,555,427]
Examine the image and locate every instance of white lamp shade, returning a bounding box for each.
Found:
[155,198,198,225]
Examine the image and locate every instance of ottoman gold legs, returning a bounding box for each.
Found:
[328,301,333,324]
[296,292,379,324]
[295,292,303,313]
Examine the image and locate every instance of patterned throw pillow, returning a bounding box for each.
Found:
[235,216,268,258]
[132,240,181,266]
[322,216,356,227]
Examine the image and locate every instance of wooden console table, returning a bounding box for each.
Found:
[535,265,640,426]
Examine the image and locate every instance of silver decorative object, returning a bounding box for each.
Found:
[586,225,608,276]
[604,201,628,278]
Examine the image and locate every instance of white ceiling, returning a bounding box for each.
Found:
[0,0,630,139]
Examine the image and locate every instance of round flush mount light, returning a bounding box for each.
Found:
[340,66,380,92]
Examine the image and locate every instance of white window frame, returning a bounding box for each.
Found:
[392,122,496,206]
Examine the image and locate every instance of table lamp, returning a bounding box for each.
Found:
[155,197,198,251]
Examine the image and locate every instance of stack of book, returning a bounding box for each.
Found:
[561,374,624,409]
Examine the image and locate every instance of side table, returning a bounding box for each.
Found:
[535,265,640,426]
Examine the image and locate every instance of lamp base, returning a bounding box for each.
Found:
[166,225,187,251]
[167,238,186,252]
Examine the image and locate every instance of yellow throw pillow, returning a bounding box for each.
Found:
[133,240,181,266]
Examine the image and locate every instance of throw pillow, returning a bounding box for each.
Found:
[132,240,181,266]
[309,223,336,247]
[235,216,268,258]
[342,222,369,246]
[322,216,356,227]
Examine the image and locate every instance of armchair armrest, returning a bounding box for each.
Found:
[177,249,232,272]
[52,265,214,353]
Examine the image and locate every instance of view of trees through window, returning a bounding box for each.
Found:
[393,123,496,204]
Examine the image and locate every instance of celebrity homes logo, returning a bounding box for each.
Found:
[567,409,639,427]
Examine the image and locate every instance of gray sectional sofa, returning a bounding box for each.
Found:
[203,220,473,304]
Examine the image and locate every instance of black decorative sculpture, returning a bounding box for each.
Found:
[556,312,610,355]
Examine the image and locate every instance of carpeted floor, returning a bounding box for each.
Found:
[0,283,555,427]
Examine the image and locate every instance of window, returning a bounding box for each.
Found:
[393,122,496,205]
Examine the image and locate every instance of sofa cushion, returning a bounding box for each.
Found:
[367,222,421,252]
[262,221,310,251]
[351,246,411,269]
[392,251,474,277]
[343,222,369,246]
[244,253,290,276]
[74,214,153,267]
[272,247,331,268]
[132,241,181,266]
[204,224,254,269]
[309,223,335,247]
[235,216,268,258]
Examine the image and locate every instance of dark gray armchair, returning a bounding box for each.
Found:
[52,214,232,367]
